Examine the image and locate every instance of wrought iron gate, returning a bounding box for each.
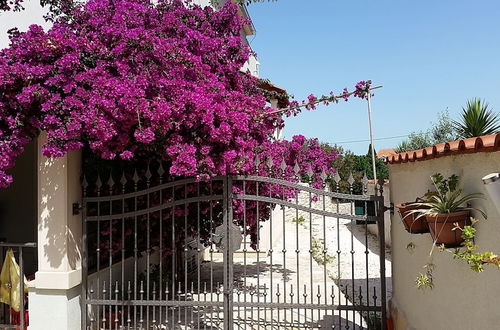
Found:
[82,164,387,330]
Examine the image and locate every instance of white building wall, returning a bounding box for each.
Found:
[191,0,214,7]
[389,152,500,330]
[29,133,82,330]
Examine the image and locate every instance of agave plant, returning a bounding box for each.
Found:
[453,98,500,138]
[407,173,486,219]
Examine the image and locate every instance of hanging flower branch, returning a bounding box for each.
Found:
[268,80,376,117]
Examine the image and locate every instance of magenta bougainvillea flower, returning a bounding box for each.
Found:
[0,0,371,189]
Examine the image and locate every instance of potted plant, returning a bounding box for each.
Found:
[396,198,429,234]
[408,173,486,247]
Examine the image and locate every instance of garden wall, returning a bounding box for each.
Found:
[389,151,500,330]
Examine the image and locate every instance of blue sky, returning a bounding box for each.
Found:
[248,0,500,154]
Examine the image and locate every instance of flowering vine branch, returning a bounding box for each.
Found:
[267,81,379,117]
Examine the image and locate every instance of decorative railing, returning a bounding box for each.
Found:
[0,242,37,330]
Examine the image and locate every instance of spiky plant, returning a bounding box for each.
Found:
[407,173,486,219]
[453,98,500,138]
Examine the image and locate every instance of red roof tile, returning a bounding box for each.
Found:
[387,133,500,164]
[376,148,397,159]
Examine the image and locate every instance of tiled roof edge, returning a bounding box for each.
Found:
[387,133,500,164]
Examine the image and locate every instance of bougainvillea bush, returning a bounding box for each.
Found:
[0,0,374,262]
[1,0,280,186]
[1,0,374,258]
[0,0,373,190]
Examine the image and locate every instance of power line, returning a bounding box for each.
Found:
[330,134,409,144]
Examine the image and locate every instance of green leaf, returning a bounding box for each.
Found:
[453,98,500,138]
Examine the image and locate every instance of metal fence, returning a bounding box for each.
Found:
[0,242,37,330]
[82,163,387,329]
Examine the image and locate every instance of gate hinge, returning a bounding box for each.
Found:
[384,203,394,215]
[72,202,84,215]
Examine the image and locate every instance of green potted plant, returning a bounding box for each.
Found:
[396,198,429,234]
[408,173,486,247]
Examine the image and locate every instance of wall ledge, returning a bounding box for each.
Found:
[32,269,82,290]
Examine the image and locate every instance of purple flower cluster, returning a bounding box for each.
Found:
[353,80,372,99]
[0,0,346,190]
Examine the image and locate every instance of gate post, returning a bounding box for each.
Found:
[30,133,83,330]
[376,178,387,330]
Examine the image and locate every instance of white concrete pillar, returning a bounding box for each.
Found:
[29,133,82,330]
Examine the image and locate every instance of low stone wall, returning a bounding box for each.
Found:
[389,151,500,329]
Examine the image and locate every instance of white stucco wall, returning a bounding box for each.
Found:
[30,134,83,330]
[366,182,391,247]
[389,151,500,330]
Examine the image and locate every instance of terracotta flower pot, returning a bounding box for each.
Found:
[396,203,429,234]
[425,211,470,247]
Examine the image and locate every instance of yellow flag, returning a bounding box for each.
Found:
[0,249,28,312]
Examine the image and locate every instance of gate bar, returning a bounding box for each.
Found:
[377,179,388,330]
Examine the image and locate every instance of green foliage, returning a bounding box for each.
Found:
[396,132,433,153]
[1,0,78,21]
[396,110,458,152]
[429,173,459,196]
[356,145,389,181]
[451,218,500,273]
[291,215,306,225]
[412,209,500,289]
[453,98,500,138]
[415,264,434,290]
[432,110,458,143]
[408,173,486,218]
[397,101,500,151]
[322,143,388,195]
[331,146,362,194]
[311,238,335,265]
[409,174,490,290]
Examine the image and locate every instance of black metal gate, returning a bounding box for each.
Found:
[82,163,387,329]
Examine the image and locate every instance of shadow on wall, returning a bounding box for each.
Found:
[38,149,81,271]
